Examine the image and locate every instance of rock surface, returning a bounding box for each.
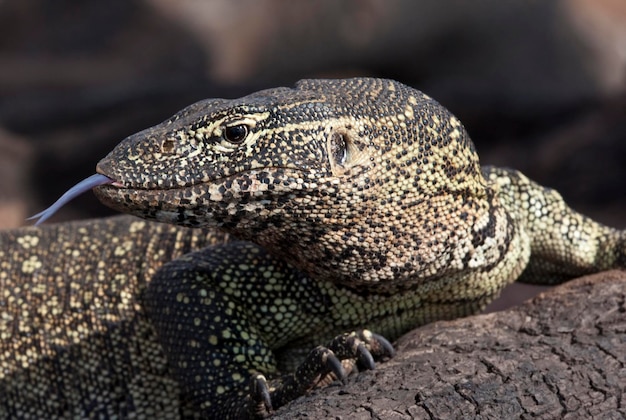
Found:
[274,271,626,419]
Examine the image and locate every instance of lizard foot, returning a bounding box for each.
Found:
[249,329,395,417]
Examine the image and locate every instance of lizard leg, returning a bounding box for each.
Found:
[484,166,626,284]
[143,241,394,418]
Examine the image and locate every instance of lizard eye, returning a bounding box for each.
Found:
[223,124,249,144]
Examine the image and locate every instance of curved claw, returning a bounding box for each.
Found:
[355,342,376,371]
[27,174,114,225]
[250,374,273,416]
[369,331,396,358]
[325,351,346,383]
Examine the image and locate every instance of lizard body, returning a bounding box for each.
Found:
[0,216,228,417]
[1,78,624,418]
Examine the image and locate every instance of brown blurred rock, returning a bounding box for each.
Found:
[149,0,626,107]
[273,271,626,419]
[0,128,32,228]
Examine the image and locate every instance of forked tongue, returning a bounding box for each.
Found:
[28,174,114,226]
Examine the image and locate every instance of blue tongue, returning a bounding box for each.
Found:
[28,174,114,225]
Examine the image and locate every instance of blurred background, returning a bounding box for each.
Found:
[1,0,625,307]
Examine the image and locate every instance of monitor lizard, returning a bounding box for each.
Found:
[1,78,624,418]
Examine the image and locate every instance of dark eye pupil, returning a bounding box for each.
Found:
[224,125,248,143]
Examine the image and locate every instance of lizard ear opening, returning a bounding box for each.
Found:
[327,128,368,176]
[329,131,349,167]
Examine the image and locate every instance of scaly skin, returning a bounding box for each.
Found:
[0,216,228,418]
[1,78,624,418]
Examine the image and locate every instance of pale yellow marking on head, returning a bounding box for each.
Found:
[404,103,414,120]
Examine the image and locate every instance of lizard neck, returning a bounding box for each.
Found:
[229,182,516,294]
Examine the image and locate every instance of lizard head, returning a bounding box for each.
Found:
[93,78,484,225]
[36,78,496,289]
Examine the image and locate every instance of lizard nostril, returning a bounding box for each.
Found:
[161,138,176,153]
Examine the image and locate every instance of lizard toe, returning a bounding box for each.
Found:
[364,330,396,359]
[249,374,273,417]
[327,329,395,365]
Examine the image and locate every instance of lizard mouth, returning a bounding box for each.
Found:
[29,166,309,226]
